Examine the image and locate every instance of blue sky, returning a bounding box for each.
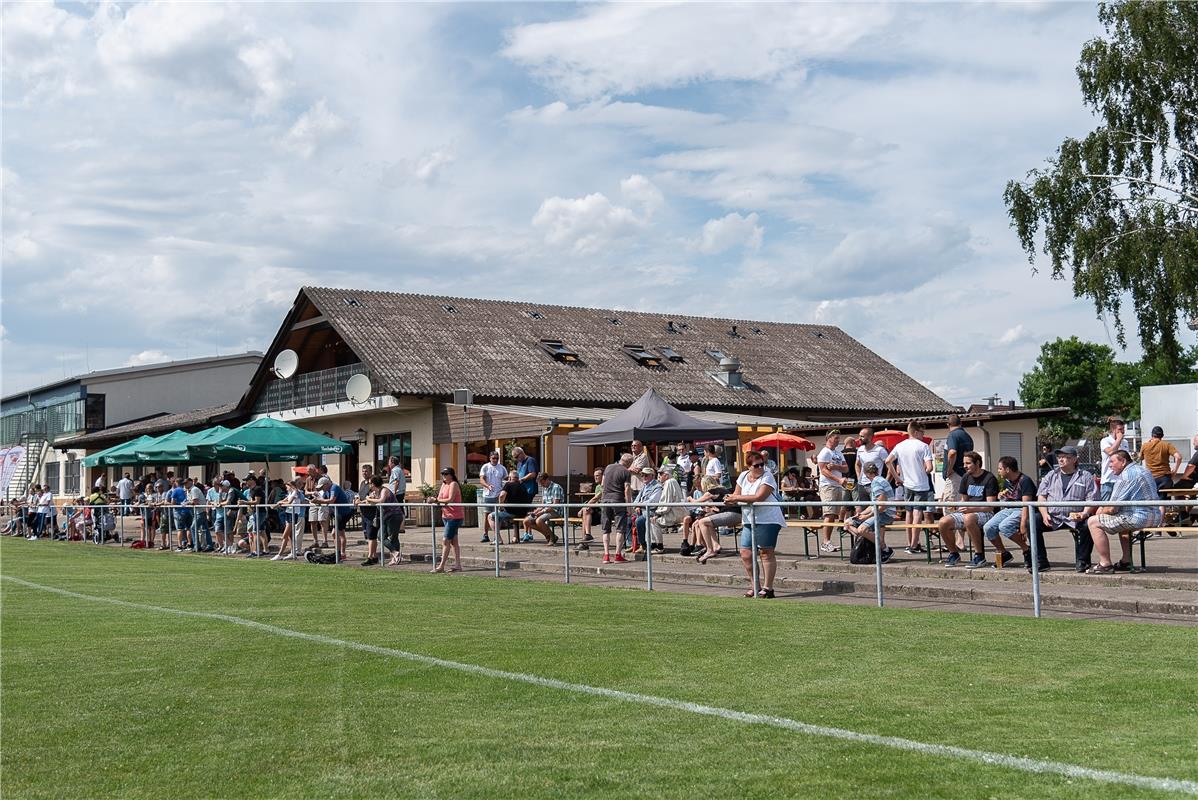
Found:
[1,1,1142,405]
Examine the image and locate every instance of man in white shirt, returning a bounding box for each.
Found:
[816,430,848,552]
[478,451,507,543]
[885,421,934,553]
[629,440,651,492]
[702,444,724,489]
[117,473,134,515]
[386,455,407,536]
[1099,415,1131,500]
[675,446,693,491]
[855,427,889,506]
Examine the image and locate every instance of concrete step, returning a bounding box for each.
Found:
[402,547,1198,618]
[444,540,1198,593]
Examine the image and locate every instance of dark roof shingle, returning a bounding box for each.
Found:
[302,287,955,414]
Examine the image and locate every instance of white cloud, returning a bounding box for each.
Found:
[124,350,171,367]
[283,99,347,158]
[692,212,763,254]
[503,3,889,99]
[999,324,1026,344]
[532,175,663,255]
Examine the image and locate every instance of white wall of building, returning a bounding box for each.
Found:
[1141,383,1198,459]
[85,356,258,428]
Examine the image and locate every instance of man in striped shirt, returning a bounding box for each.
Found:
[1084,450,1161,574]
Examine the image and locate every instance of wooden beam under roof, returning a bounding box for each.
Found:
[290,315,327,331]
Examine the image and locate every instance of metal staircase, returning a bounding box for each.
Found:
[4,433,49,500]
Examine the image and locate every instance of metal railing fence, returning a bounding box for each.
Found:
[3,497,1191,620]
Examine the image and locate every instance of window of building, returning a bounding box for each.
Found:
[658,346,685,363]
[64,455,80,495]
[44,460,60,494]
[539,339,580,363]
[523,310,545,320]
[85,394,106,431]
[465,440,492,480]
[622,345,663,368]
[375,432,412,473]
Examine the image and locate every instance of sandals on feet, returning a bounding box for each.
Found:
[1086,563,1115,574]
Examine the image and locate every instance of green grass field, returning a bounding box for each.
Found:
[3,538,1197,799]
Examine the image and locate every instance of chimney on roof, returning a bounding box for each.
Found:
[714,356,745,389]
[1009,400,1015,409]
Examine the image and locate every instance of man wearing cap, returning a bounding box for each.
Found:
[522,472,565,546]
[632,466,664,554]
[1140,426,1181,491]
[1037,445,1100,573]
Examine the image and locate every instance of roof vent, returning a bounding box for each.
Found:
[728,325,741,338]
[442,304,458,314]
[343,297,362,307]
[708,357,745,390]
[539,339,580,363]
[666,321,679,334]
[705,349,729,362]
[524,310,545,320]
[622,345,663,368]
[812,330,826,339]
[658,346,685,363]
[608,317,622,326]
[750,326,764,336]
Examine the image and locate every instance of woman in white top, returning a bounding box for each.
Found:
[725,451,786,598]
[272,480,308,560]
[37,487,55,538]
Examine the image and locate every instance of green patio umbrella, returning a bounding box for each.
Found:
[129,430,196,464]
[148,425,232,463]
[81,434,156,467]
[190,417,351,462]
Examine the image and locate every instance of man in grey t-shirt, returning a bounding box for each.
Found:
[600,453,634,563]
[386,455,407,531]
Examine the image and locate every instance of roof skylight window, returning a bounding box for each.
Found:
[539,339,580,363]
[623,345,663,368]
[658,346,685,363]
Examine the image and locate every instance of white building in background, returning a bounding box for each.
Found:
[1140,383,1198,459]
[1,353,261,499]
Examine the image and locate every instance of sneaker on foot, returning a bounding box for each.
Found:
[270,554,283,561]
[282,553,296,561]
[966,554,988,569]
[903,546,914,555]
[945,553,962,567]
[880,547,894,564]
[602,555,612,564]
[995,550,1016,569]
[613,554,627,563]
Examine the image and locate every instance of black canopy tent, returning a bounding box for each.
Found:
[566,388,739,447]
[562,388,738,589]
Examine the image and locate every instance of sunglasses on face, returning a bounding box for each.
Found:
[749,463,765,469]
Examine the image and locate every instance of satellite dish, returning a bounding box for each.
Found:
[272,349,298,379]
[346,373,373,405]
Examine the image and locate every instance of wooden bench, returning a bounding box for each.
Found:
[787,520,850,559]
[1130,526,1189,569]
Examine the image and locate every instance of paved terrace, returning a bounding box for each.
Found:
[72,515,1198,625]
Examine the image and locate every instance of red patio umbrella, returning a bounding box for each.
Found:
[742,432,815,452]
[872,429,933,451]
[466,453,488,463]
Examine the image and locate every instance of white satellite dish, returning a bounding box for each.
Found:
[272,349,299,380]
[346,373,372,405]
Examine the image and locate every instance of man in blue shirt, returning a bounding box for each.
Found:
[513,447,539,502]
[167,479,191,550]
[942,414,974,500]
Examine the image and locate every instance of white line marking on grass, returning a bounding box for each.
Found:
[5,574,1196,796]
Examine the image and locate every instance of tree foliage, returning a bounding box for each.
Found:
[1005,1,1198,375]
[1020,336,1198,439]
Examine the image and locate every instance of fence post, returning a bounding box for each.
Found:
[645,507,654,592]
[429,503,438,568]
[871,501,884,608]
[750,512,759,598]
[493,506,501,578]
[1028,502,1042,618]
[562,501,571,584]
[119,505,125,546]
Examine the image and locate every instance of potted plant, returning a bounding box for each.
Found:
[459,481,479,528]
[410,483,437,527]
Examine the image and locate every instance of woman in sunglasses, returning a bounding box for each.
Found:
[725,450,785,598]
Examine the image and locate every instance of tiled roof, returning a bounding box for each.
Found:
[785,406,1072,433]
[302,287,955,414]
[58,403,240,448]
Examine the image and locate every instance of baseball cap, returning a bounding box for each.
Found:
[220,480,231,487]
[1054,445,1079,457]
[640,466,656,475]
